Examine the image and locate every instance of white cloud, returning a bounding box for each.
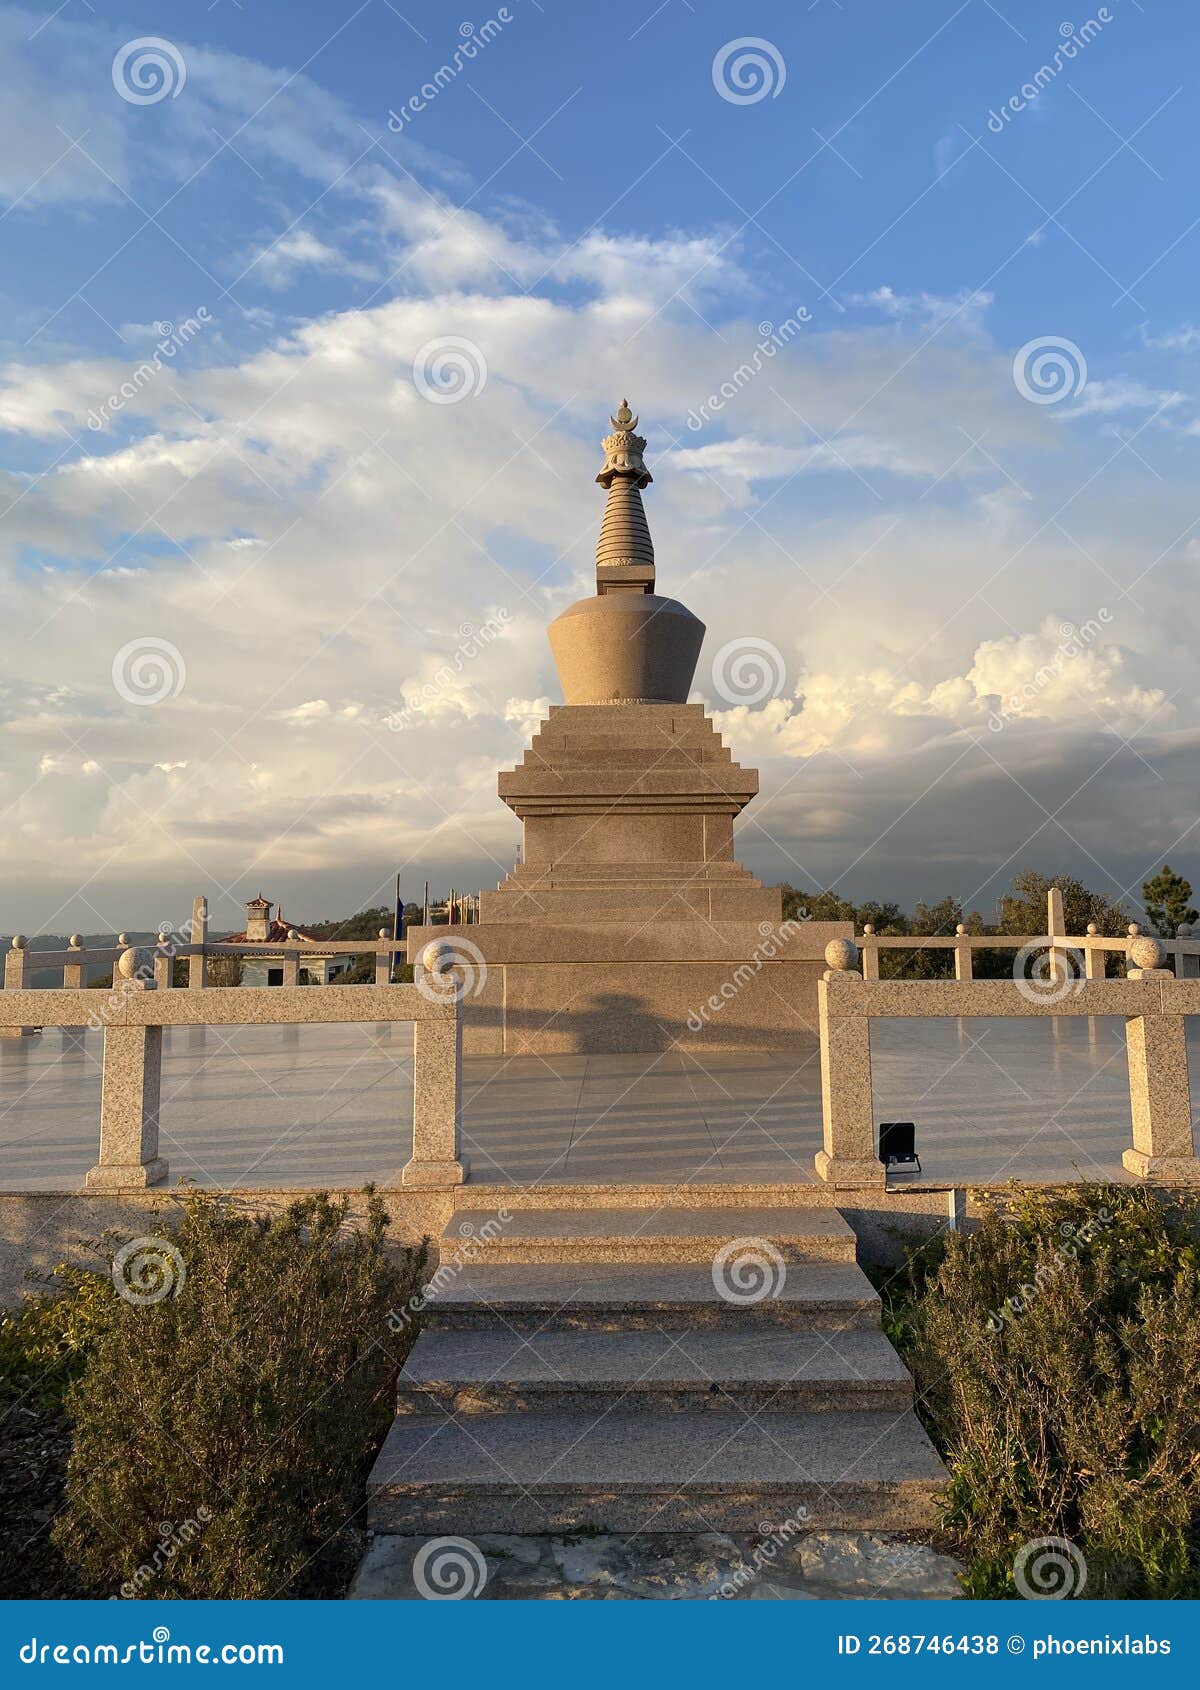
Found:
[0,19,1197,926]
[664,432,944,487]
[846,285,994,334]
[1066,378,1183,418]
[242,228,378,292]
[1140,323,1200,354]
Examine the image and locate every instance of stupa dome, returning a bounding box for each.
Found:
[548,402,705,704]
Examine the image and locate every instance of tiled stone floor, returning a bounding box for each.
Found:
[0,1014,1181,1191]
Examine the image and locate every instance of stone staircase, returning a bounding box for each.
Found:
[366,1203,946,1537]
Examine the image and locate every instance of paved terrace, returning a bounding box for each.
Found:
[3,1014,1188,1192]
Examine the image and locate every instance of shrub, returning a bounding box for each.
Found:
[0,1266,119,1414]
[881,1185,1200,1598]
[52,1189,427,1599]
[1,1266,121,1598]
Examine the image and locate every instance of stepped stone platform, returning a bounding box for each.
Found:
[396,1329,913,1415]
[412,1260,883,1331]
[443,1205,857,1263]
[366,1201,947,1540]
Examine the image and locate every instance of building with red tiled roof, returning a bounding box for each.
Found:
[226,896,352,986]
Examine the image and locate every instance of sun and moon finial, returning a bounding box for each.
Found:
[596,398,651,491]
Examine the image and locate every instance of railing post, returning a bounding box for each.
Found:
[375,928,392,987]
[283,932,300,988]
[1,937,36,1039]
[954,924,973,981]
[86,948,168,1189]
[814,942,885,1188]
[63,936,86,990]
[189,895,207,989]
[859,924,880,980]
[402,1005,468,1186]
[1046,886,1068,985]
[1122,938,1197,1182]
[154,931,173,990]
[63,935,87,1042]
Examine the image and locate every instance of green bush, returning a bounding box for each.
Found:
[880,1186,1200,1598]
[0,1266,119,1414]
[52,1190,427,1599]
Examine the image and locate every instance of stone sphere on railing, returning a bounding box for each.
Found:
[862,923,874,936]
[1128,935,1166,972]
[10,934,25,950]
[824,938,860,972]
[287,928,299,941]
[955,923,966,935]
[1086,922,1098,935]
[419,939,453,974]
[118,933,130,946]
[378,929,389,941]
[117,946,155,982]
[1127,923,1141,937]
[69,934,83,948]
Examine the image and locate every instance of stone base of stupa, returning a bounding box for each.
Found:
[406,704,850,1056]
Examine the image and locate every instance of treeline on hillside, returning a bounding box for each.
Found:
[778,867,1193,980]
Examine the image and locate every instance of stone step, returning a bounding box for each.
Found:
[499,862,754,882]
[396,1329,912,1415]
[367,1409,946,1535]
[442,1206,857,1265]
[453,1180,832,1212]
[480,890,776,922]
[419,1261,881,1332]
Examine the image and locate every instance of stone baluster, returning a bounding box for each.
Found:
[814,939,884,1188]
[1046,887,1068,989]
[1122,936,1196,1182]
[283,932,300,988]
[859,924,880,981]
[189,895,208,989]
[63,935,87,1041]
[375,928,393,987]
[1,936,36,1039]
[953,924,973,981]
[63,935,86,990]
[403,1023,468,1186]
[1083,921,1104,980]
[86,947,168,1189]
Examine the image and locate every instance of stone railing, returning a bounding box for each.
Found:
[855,888,1200,980]
[816,932,1198,1191]
[0,898,421,1034]
[0,947,468,1192]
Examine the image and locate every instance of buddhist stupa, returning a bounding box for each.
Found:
[406,403,849,1054]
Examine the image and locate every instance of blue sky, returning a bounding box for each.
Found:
[2,0,1199,932]
[7,0,1193,377]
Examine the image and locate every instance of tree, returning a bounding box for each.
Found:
[300,906,394,942]
[206,954,244,988]
[782,887,856,924]
[997,870,1126,938]
[1142,864,1197,939]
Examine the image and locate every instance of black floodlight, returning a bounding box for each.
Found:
[879,1120,920,1174]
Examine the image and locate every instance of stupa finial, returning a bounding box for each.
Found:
[596,398,652,491]
[595,400,654,593]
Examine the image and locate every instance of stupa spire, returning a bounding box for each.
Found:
[595,398,654,595]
